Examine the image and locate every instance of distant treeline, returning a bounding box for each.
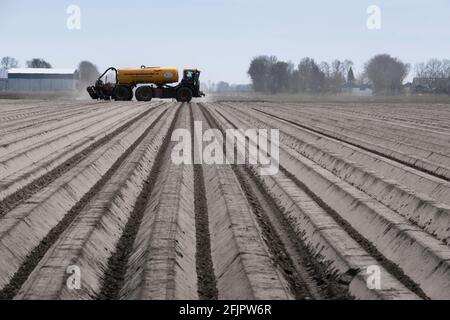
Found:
[247,54,450,95]
[1,57,53,69]
[204,81,252,93]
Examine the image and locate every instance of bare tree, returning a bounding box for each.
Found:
[342,60,354,74]
[289,69,300,93]
[414,59,450,93]
[248,56,277,93]
[414,62,426,78]
[327,60,354,91]
[297,58,325,93]
[330,60,346,91]
[1,56,19,69]
[270,61,293,94]
[319,62,331,91]
[26,58,52,68]
[319,62,331,78]
[355,71,369,86]
[415,59,450,78]
[444,60,450,78]
[365,54,409,94]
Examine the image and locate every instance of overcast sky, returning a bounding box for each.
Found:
[1,0,450,83]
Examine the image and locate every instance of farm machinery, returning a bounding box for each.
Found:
[87,66,205,102]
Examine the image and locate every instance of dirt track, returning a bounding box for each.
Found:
[0,99,449,300]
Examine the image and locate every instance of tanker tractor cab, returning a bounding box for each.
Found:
[177,69,203,102]
[87,66,205,102]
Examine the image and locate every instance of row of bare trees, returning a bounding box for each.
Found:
[415,59,450,79]
[248,55,359,94]
[248,54,415,94]
[1,57,53,69]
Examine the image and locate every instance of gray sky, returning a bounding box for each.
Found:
[1,0,450,84]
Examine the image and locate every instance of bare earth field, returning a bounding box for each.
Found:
[0,98,449,300]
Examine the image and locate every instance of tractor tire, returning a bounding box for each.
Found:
[135,86,153,101]
[176,87,193,103]
[114,85,133,101]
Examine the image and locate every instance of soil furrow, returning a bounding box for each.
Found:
[225,103,450,208]
[0,103,125,153]
[199,104,325,299]
[0,105,148,201]
[207,103,420,299]
[0,104,163,217]
[216,106,434,298]
[188,104,218,300]
[0,106,169,300]
[253,107,450,182]
[196,103,293,300]
[219,104,450,244]
[15,106,178,300]
[98,104,183,300]
[215,103,441,299]
[1,99,449,300]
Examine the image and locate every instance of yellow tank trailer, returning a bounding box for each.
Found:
[117,67,179,85]
[87,65,205,102]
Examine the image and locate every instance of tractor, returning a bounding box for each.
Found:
[87,66,205,102]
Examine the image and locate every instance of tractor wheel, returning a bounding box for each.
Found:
[135,86,153,101]
[114,85,133,101]
[176,87,193,103]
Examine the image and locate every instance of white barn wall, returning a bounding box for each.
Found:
[2,68,79,92]
[4,79,77,91]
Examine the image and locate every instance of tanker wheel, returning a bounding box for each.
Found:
[176,87,193,103]
[114,85,133,101]
[135,86,153,101]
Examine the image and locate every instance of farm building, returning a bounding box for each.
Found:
[0,68,7,91]
[3,68,79,91]
[341,84,373,96]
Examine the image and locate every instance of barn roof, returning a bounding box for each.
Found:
[8,68,77,75]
